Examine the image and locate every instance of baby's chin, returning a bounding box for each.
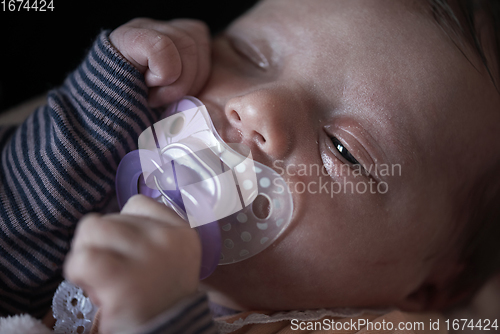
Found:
[200,267,335,312]
[198,253,300,311]
[199,256,269,310]
[198,249,334,311]
[198,244,412,312]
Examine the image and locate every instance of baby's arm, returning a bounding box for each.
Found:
[65,195,216,334]
[0,32,151,316]
[0,18,210,317]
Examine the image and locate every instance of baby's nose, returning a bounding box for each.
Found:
[224,89,295,160]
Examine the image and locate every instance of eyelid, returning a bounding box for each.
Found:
[227,35,270,70]
[330,136,360,165]
[326,136,360,167]
[322,127,375,178]
[324,135,365,176]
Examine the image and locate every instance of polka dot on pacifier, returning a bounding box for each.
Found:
[259,177,270,188]
[237,213,248,223]
[241,231,252,242]
[276,218,284,227]
[222,223,231,231]
[257,222,268,230]
[273,199,281,209]
[239,249,250,257]
[235,164,246,173]
[260,237,269,244]
[224,239,234,249]
[253,166,262,173]
[168,115,185,136]
[243,179,253,190]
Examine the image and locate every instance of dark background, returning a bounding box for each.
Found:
[0,0,257,112]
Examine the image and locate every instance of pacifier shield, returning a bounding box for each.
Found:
[116,96,294,269]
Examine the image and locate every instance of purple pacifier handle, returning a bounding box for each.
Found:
[115,150,153,208]
[196,221,221,280]
[116,150,221,279]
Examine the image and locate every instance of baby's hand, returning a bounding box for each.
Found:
[110,18,211,107]
[64,195,201,334]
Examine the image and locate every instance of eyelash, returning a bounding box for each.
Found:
[228,36,269,71]
[330,136,360,165]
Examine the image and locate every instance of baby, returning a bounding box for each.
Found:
[0,0,499,333]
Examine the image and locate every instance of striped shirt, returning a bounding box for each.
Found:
[0,31,217,333]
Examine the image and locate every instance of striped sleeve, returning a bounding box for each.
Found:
[0,31,158,317]
[132,292,218,334]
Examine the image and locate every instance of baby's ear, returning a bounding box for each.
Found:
[396,262,471,312]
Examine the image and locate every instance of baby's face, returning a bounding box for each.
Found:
[197,0,500,310]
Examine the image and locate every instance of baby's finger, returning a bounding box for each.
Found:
[128,19,203,107]
[64,247,127,305]
[71,213,146,257]
[148,21,211,106]
[148,35,199,106]
[111,25,182,87]
[167,19,211,96]
[121,194,188,227]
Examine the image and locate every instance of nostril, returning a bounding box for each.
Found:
[254,131,266,144]
[230,110,241,122]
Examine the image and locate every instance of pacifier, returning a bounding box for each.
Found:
[115,96,293,279]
